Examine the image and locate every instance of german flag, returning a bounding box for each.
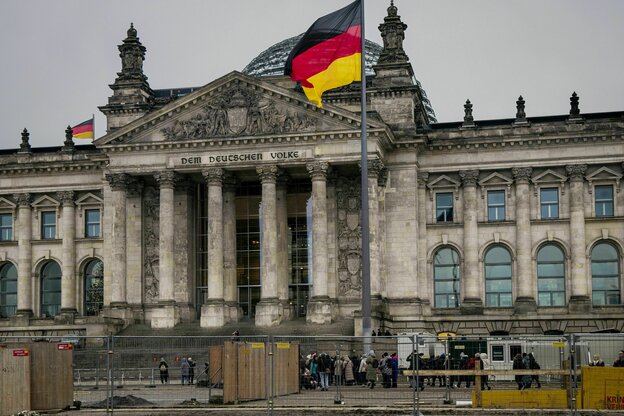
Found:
[285,0,362,107]
[71,117,94,139]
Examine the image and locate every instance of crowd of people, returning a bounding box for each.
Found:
[157,356,197,385]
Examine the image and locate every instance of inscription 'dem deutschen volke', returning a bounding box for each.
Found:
[170,149,311,167]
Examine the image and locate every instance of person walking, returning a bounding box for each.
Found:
[365,351,378,389]
[528,352,541,388]
[478,353,492,390]
[158,357,169,384]
[512,353,524,390]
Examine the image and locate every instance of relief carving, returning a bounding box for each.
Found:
[143,186,160,303]
[160,86,317,140]
[336,176,362,297]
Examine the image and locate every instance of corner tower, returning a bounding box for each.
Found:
[99,23,154,132]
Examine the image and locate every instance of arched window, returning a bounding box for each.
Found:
[40,261,61,317]
[84,259,104,316]
[591,242,620,305]
[0,263,17,318]
[433,247,460,308]
[537,244,565,306]
[485,246,513,307]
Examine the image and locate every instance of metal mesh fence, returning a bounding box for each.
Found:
[1,333,623,414]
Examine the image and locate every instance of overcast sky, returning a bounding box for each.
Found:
[1,0,623,148]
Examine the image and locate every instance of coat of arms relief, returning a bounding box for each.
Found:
[160,86,318,140]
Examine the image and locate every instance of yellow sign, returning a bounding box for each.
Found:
[251,343,265,349]
[552,341,566,348]
[276,343,290,349]
[454,345,465,350]
[438,332,457,339]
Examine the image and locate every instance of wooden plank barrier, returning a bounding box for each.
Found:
[0,346,31,416]
[580,366,624,410]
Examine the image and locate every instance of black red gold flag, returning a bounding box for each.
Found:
[284,0,362,107]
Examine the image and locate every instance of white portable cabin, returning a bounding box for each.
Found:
[396,333,445,369]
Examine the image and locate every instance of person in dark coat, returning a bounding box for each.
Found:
[528,352,541,388]
[589,354,605,366]
[614,350,624,367]
[406,351,425,391]
[512,353,524,390]
[158,358,169,384]
[391,352,399,388]
[188,357,196,385]
[180,358,190,385]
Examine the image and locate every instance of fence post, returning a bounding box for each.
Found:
[267,335,274,416]
[569,334,577,416]
[415,334,420,416]
[474,359,482,408]
[107,335,114,415]
[444,337,452,404]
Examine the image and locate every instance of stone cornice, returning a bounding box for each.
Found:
[0,160,107,176]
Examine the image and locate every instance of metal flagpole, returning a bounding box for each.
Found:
[92,113,95,140]
[359,0,372,354]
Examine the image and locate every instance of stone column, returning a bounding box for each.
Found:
[14,193,33,318]
[512,167,536,313]
[417,173,429,310]
[125,180,144,311]
[105,174,129,311]
[276,172,290,319]
[255,165,282,326]
[459,169,483,314]
[367,159,384,301]
[566,164,591,312]
[152,171,179,328]
[58,191,77,316]
[306,161,333,324]
[222,172,239,322]
[200,168,226,327]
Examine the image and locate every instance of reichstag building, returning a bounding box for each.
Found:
[1,4,623,337]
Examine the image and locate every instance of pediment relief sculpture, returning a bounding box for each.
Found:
[160,86,318,141]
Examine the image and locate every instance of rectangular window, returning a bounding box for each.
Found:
[85,209,101,238]
[487,190,506,221]
[510,345,522,361]
[595,185,614,217]
[41,211,56,240]
[540,188,559,219]
[436,192,454,223]
[491,345,505,362]
[0,213,12,241]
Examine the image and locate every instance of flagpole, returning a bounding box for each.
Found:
[92,113,95,140]
[359,0,372,354]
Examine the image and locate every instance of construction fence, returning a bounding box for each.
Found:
[1,333,623,415]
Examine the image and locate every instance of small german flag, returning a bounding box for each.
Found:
[71,117,95,139]
[285,0,362,107]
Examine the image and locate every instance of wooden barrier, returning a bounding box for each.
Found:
[580,366,624,410]
[222,341,300,404]
[0,342,73,415]
[0,345,31,416]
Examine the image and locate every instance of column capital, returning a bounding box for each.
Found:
[105,173,131,191]
[512,167,533,183]
[257,164,279,183]
[222,171,238,192]
[459,169,479,186]
[154,171,180,188]
[417,171,429,188]
[126,178,144,197]
[56,191,75,205]
[359,158,385,178]
[307,161,330,180]
[13,192,32,207]
[566,164,587,182]
[276,171,290,189]
[202,167,224,185]
[378,167,389,187]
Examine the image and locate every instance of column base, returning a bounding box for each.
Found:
[57,309,78,324]
[105,302,134,320]
[384,298,423,318]
[514,297,537,314]
[280,300,293,321]
[200,300,226,328]
[151,303,180,329]
[225,301,241,323]
[460,298,484,315]
[568,296,592,313]
[306,296,334,325]
[11,311,32,327]
[255,298,283,327]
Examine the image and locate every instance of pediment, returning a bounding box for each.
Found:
[76,193,103,206]
[427,175,460,189]
[586,166,622,182]
[95,72,388,146]
[532,169,567,184]
[32,195,59,208]
[0,197,16,211]
[478,172,513,188]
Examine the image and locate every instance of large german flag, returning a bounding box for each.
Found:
[285,0,362,107]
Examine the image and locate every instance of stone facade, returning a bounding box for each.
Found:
[0,4,623,337]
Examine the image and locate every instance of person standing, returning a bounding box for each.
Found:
[589,354,605,366]
[512,353,524,390]
[180,357,190,385]
[528,352,541,388]
[358,354,367,386]
[614,350,624,367]
[365,351,378,389]
[391,352,399,388]
[478,353,492,390]
[343,355,355,385]
[158,358,169,384]
[188,357,196,385]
